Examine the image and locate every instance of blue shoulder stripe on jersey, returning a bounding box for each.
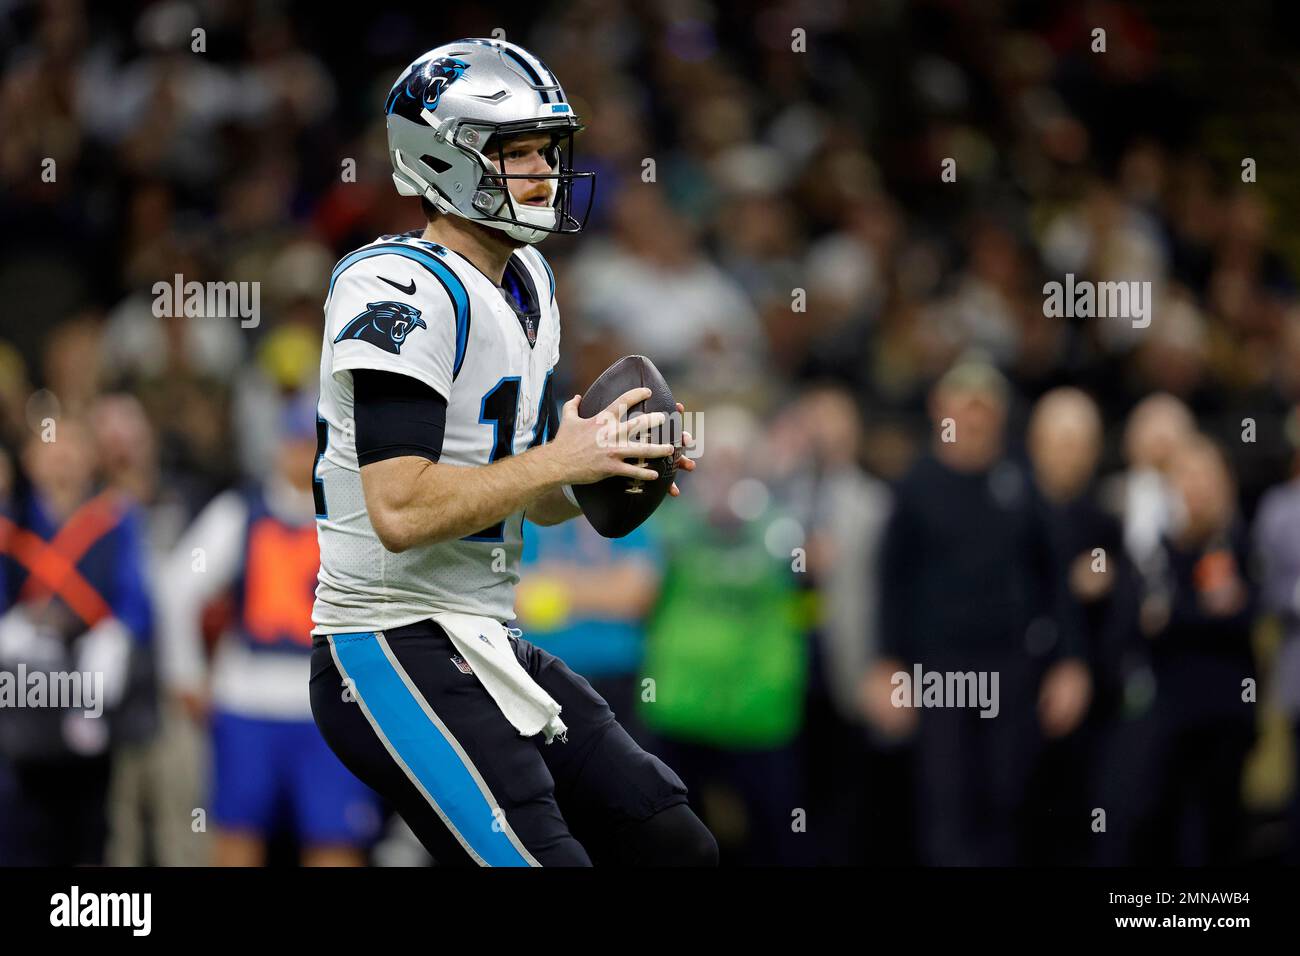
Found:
[329,243,472,379]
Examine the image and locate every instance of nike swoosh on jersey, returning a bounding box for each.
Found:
[379,275,417,295]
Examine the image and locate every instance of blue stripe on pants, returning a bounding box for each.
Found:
[327,632,535,867]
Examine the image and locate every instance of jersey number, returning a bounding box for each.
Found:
[464,371,555,542]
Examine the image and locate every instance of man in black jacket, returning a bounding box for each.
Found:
[863,357,1091,865]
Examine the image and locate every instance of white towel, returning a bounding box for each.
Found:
[429,611,568,744]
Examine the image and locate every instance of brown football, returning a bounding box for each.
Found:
[573,355,680,538]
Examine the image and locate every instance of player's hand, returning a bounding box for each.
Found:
[669,402,695,498]
[547,387,675,486]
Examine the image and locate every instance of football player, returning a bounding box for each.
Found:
[309,38,715,866]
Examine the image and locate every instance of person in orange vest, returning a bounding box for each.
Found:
[157,395,380,865]
[0,417,154,865]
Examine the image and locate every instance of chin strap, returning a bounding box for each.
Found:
[420,178,552,245]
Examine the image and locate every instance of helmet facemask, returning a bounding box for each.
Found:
[463,120,594,243]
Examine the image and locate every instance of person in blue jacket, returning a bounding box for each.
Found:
[0,416,154,865]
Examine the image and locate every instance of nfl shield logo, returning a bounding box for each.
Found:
[524,315,537,346]
[449,654,473,675]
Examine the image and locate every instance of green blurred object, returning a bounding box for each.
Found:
[638,500,807,749]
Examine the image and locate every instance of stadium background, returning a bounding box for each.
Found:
[2,0,1300,865]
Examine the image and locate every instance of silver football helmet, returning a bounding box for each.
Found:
[385,38,594,244]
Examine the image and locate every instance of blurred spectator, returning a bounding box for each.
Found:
[89,392,204,865]
[1250,422,1300,865]
[768,386,891,732]
[156,396,380,866]
[767,384,895,864]
[566,188,764,396]
[1103,392,1196,578]
[232,321,325,484]
[865,354,1089,865]
[0,417,153,865]
[1100,436,1257,864]
[0,341,32,470]
[638,405,809,865]
[1026,387,1139,864]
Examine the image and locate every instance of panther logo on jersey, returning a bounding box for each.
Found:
[385,56,470,119]
[334,301,427,354]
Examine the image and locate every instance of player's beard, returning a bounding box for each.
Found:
[482,167,558,242]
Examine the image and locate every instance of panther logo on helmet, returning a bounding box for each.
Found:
[385,56,470,120]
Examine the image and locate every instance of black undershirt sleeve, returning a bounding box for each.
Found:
[352,369,448,466]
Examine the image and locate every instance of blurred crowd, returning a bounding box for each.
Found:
[3,0,1300,865]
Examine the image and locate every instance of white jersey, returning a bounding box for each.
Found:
[312,231,560,633]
